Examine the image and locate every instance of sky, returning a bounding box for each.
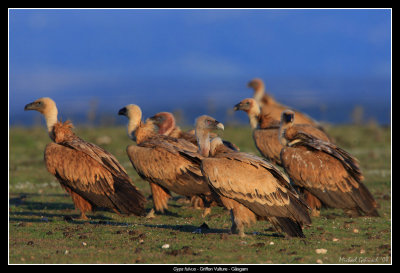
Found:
[9,9,392,126]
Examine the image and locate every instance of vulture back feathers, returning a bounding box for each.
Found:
[45,121,147,217]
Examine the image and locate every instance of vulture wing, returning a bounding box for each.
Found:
[281,132,378,216]
[126,136,210,197]
[253,128,283,166]
[201,151,311,226]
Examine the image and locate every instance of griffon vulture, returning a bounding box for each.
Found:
[279,110,379,217]
[180,115,311,238]
[118,105,218,217]
[234,98,330,166]
[247,78,322,127]
[24,97,146,219]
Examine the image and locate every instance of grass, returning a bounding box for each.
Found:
[9,124,391,264]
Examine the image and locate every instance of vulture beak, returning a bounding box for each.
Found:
[24,101,40,111]
[215,121,224,131]
[118,107,127,116]
[233,102,242,111]
[148,115,159,122]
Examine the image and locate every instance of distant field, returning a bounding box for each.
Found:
[9,124,391,264]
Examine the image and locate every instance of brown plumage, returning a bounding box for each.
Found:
[180,115,311,238]
[279,110,379,217]
[247,78,322,128]
[24,98,146,219]
[149,111,220,210]
[118,105,218,216]
[234,98,330,167]
[150,111,240,151]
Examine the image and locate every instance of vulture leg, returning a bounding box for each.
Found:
[202,207,211,218]
[146,208,156,219]
[63,185,92,220]
[219,196,257,237]
[190,196,204,209]
[190,195,213,218]
[200,196,215,218]
[149,182,171,214]
[303,189,322,217]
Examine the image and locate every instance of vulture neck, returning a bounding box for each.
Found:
[247,107,261,130]
[210,138,224,156]
[43,107,58,140]
[253,88,264,104]
[126,114,142,141]
[279,123,292,147]
[196,129,211,157]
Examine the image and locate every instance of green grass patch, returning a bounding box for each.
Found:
[9,125,391,264]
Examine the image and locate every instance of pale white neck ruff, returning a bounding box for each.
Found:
[278,124,290,147]
[248,106,260,130]
[196,129,210,157]
[127,117,140,141]
[44,108,58,133]
[253,89,264,104]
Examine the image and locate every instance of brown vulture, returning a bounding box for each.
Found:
[279,110,379,217]
[179,115,312,238]
[24,97,146,220]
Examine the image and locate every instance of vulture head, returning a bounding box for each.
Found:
[148,112,176,135]
[247,78,264,91]
[279,110,295,147]
[233,98,261,129]
[195,115,224,133]
[233,98,259,114]
[25,97,58,133]
[24,97,57,115]
[281,109,295,125]
[247,78,265,102]
[118,104,142,141]
[118,104,142,119]
[195,115,224,157]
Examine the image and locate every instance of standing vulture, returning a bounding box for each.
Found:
[180,115,311,238]
[279,110,379,217]
[247,78,322,128]
[118,105,218,217]
[24,97,146,219]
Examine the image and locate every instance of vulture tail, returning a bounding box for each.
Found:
[110,179,147,216]
[352,183,380,217]
[269,217,306,238]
